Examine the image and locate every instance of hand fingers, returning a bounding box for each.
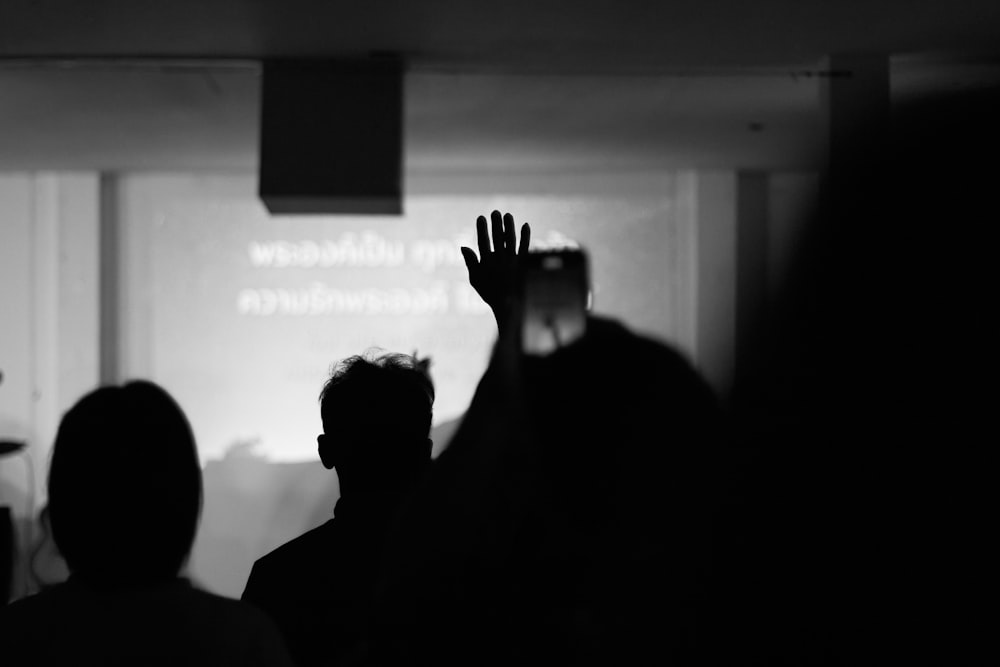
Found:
[476,216,490,258]
[517,222,531,257]
[460,246,479,275]
[503,213,516,254]
[491,210,504,253]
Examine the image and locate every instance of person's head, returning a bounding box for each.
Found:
[47,381,202,586]
[318,351,434,494]
[520,316,721,500]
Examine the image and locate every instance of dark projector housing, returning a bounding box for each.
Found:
[259,59,403,215]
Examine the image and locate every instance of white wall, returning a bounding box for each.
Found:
[0,173,100,521]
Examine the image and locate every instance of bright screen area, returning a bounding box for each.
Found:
[118,172,683,595]
[123,173,680,462]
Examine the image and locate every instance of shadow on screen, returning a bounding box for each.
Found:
[190,418,461,597]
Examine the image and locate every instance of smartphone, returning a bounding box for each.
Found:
[520,249,589,356]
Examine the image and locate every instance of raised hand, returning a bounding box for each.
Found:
[460,210,531,333]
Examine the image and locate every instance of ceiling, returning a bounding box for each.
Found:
[0,66,827,172]
[3,0,1000,70]
[1,1,998,172]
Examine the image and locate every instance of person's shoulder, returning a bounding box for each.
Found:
[3,580,293,666]
[157,582,295,665]
[244,519,339,596]
[0,587,72,663]
[2,583,62,610]
[0,584,63,634]
[180,583,277,624]
[255,519,338,571]
[164,582,288,642]
[0,580,90,628]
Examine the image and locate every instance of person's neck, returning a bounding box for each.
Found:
[334,488,411,525]
[339,487,406,506]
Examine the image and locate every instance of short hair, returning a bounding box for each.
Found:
[320,350,435,447]
[47,381,202,585]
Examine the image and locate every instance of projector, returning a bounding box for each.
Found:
[258,58,404,215]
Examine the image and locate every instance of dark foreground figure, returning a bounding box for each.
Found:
[243,353,434,667]
[363,213,725,666]
[708,88,998,665]
[0,381,291,666]
[367,314,724,666]
[365,86,998,666]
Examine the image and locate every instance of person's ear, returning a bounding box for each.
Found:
[318,434,335,470]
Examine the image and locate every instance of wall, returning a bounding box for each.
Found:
[0,173,100,596]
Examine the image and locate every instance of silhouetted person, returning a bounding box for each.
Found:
[0,381,292,666]
[691,88,1000,665]
[242,352,434,667]
[366,213,724,666]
